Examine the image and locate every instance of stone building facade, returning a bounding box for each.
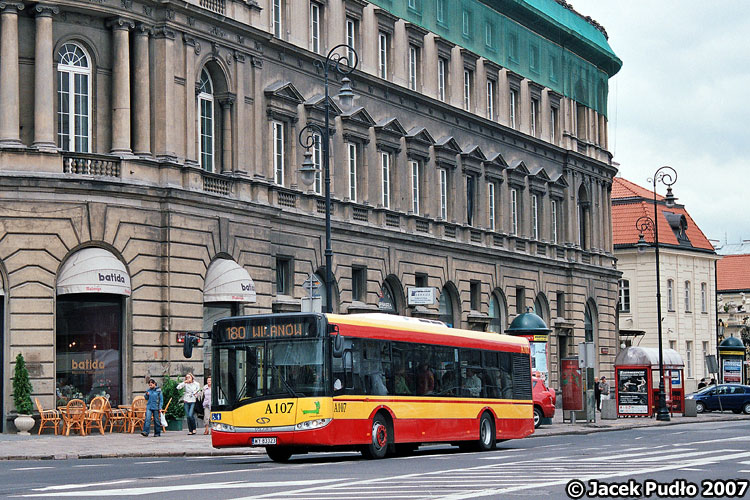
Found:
[0,0,621,429]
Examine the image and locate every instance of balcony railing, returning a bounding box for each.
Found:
[202,173,232,196]
[62,153,120,178]
[200,0,225,14]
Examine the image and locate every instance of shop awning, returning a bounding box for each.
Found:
[57,248,131,296]
[204,259,256,303]
[614,346,684,369]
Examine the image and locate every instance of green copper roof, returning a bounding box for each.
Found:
[506,310,551,334]
[719,335,745,351]
[369,0,621,117]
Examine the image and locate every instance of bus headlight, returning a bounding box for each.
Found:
[295,418,331,431]
[212,422,236,432]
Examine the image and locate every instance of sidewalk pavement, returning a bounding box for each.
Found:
[0,412,745,461]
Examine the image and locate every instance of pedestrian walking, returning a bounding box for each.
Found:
[177,373,201,435]
[594,376,601,411]
[141,378,163,437]
[203,376,212,435]
[697,378,707,390]
[599,376,610,410]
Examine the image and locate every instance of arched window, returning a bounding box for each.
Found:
[577,183,590,250]
[378,281,397,314]
[438,285,458,328]
[584,301,595,342]
[488,292,507,334]
[198,69,215,172]
[57,43,92,152]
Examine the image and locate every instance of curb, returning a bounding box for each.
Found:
[531,414,745,438]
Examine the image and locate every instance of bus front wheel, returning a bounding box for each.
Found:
[362,414,389,459]
[266,446,293,462]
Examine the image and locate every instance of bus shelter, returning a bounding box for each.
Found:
[614,347,684,417]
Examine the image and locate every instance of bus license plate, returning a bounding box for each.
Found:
[252,437,277,446]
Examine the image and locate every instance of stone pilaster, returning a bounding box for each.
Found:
[132,24,152,156]
[183,34,199,166]
[219,96,234,173]
[0,2,24,148]
[32,4,59,151]
[108,18,135,155]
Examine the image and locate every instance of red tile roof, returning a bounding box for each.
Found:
[612,178,714,251]
[717,254,750,291]
[612,177,664,201]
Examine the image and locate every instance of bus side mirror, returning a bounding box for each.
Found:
[183,334,199,358]
[333,334,345,358]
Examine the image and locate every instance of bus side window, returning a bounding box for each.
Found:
[498,352,514,399]
[483,351,500,398]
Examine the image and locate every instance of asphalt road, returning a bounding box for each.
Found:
[1,420,749,499]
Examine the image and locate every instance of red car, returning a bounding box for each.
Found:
[532,377,556,428]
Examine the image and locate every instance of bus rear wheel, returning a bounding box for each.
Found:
[361,414,389,459]
[266,446,293,462]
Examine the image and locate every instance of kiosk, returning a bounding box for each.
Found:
[614,347,684,417]
[718,335,746,384]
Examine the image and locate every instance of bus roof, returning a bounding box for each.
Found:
[327,313,530,354]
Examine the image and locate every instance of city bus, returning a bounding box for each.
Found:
[204,312,534,461]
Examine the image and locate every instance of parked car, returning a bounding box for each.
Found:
[532,376,556,428]
[686,383,750,414]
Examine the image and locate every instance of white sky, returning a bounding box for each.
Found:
[569,1,750,245]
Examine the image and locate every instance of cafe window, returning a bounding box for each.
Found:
[56,294,123,406]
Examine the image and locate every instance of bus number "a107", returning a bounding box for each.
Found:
[265,402,294,414]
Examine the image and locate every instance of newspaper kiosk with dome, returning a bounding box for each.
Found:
[614,346,684,417]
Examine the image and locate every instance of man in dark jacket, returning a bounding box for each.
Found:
[142,378,164,437]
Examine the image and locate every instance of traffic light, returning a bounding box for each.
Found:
[182,334,200,358]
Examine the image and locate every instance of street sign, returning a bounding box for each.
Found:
[302,274,322,298]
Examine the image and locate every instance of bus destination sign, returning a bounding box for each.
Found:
[218,319,317,342]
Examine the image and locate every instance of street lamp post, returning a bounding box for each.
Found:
[298,44,358,314]
[635,165,677,422]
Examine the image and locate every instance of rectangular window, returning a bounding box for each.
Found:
[348,143,357,202]
[272,121,285,185]
[550,106,559,143]
[312,133,322,195]
[346,18,357,61]
[551,200,558,243]
[272,0,282,38]
[437,58,446,102]
[701,282,707,313]
[439,168,447,220]
[415,273,428,288]
[508,31,518,62]
[310,2,320,54]
[685,281,691,312]
[409,45,419,91]
[516,286,525,314]
[531,97,540,137]
[462,9,470,37]
[485,22,492,47]
[381,152,390,208]
[275,257,291,295]
[463,69,472,111]
[436,0,444,23]
[486,79,495,120]
[702,341,709,377]
[529,44,539,71]
[531,194,538,240]
[411,160,420,215]
[488,182,495,231]
[511,188,518,235]
[352,266,366,302]
[667,279,674,311]
[378,31,389,79]
[669,340,676,351]
[408,0,416,9]
[509,89,518,129]
[466,175,475,226]
[619,280,631,312]
[470,281,480,311]
[556,292,565,317]
[686,341,693,378]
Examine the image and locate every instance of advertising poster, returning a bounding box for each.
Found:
[561,358,582,411]
[723,359,742,383]
[617,368,649,414]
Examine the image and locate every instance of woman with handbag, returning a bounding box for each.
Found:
[177,373,201,435]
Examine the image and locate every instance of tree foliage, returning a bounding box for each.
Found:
[12,353,33,415]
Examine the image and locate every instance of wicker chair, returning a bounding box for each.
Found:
[84,396,107,435]
[128,396,147,433]
[61,399,87,436]
[104,399,128,433]
[34,398,60,435]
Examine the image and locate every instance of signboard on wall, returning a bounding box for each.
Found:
[617,368,649,415]
[407,287,436,306]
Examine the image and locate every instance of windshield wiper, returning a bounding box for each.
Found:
[274,365,300,398]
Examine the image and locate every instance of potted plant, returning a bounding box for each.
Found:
[161,374,185,431]
[12,353,34,435]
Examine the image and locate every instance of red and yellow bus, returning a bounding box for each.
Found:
[209,312,534,461]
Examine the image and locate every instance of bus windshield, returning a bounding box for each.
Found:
[215,339,326,409]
